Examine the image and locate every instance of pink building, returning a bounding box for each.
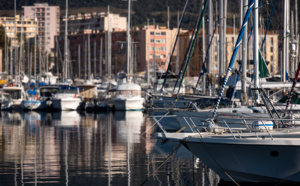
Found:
[140,25,179,72]
[23,3,60,52]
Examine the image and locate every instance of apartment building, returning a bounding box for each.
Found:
[60,12,127,36]
[0,15,38,45]
[23,3,60,52]
[140,25,179,72]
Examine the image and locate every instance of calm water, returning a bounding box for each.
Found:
[0,111,220,186]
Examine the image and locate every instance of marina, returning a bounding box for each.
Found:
[1,0,300,185]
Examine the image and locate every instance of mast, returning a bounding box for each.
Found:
[147,19,150,85]
[88,30,91,80]
[64,0,69,82]
[127,0,131,80]
[78,45,80,78]
[85,39,87,80]
[20,16,24,77]
[208,0,212,74]
[176,12,180,74]
[202,0,206,94]
[34,16,37,85]
[100,38,103,77]
[218,0,224,85]
[107,5,112,79]
[241,0,248,105]
[94,40,96,77]
[153,18,156,83]
[28,35,30,82]
[253,0,259,103]
[14,0,17,79]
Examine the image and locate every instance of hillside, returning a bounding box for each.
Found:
[0,0,296,31]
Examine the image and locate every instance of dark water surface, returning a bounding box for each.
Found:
[0,111,219,186]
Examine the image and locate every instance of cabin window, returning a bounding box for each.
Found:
[3,90,21,99]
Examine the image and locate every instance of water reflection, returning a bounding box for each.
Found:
[0,111,219,185]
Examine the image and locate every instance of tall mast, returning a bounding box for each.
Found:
[202,0,206,94]
[218,0,224,84]
[94,40,96,77]
[85,40,87,80]
[14,0,17,79]
[241,0,248,105]
[34,15,37,85]
[100,38,103,77]
[127,0,131,79]
[147,19,150,85]
[208,0,213,74]
[253,0,259,103]
[176,12,180,74]
[88,29,91,79]
[107,5,111,80]
[64,0,68,82]
[78,45,80,78]
[20,16,24,77]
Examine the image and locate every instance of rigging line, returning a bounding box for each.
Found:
[160,0,190,92]
[260,0,278,51]
[176,0,209,96]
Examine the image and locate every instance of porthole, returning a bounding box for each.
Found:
[270,151,279,157]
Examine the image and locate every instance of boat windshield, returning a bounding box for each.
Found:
[40,88,59,97]
[3,90,21,99]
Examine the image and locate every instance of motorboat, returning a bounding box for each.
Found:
[1,83,26,110]
[113,82,144,111]
[51,86,82,110]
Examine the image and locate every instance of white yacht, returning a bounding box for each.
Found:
[113,82,144,111]
[1,83,26,110]
[51,86,82,110]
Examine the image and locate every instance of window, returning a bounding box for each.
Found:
[155,47,160,51]
[161,46,166,51]
[161,39,166,43]
[270,37,273,45]
[232,37,234,44]
[47,8,50,11]
[156,40,160,43]
[270,47,273,52]
[150,31,154,35]
[155,32,160,35]
[215,55,218,61]
[271,55,274,61]
[161,32,166,35]
[150,39,154,43]
[150,47,154,51]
